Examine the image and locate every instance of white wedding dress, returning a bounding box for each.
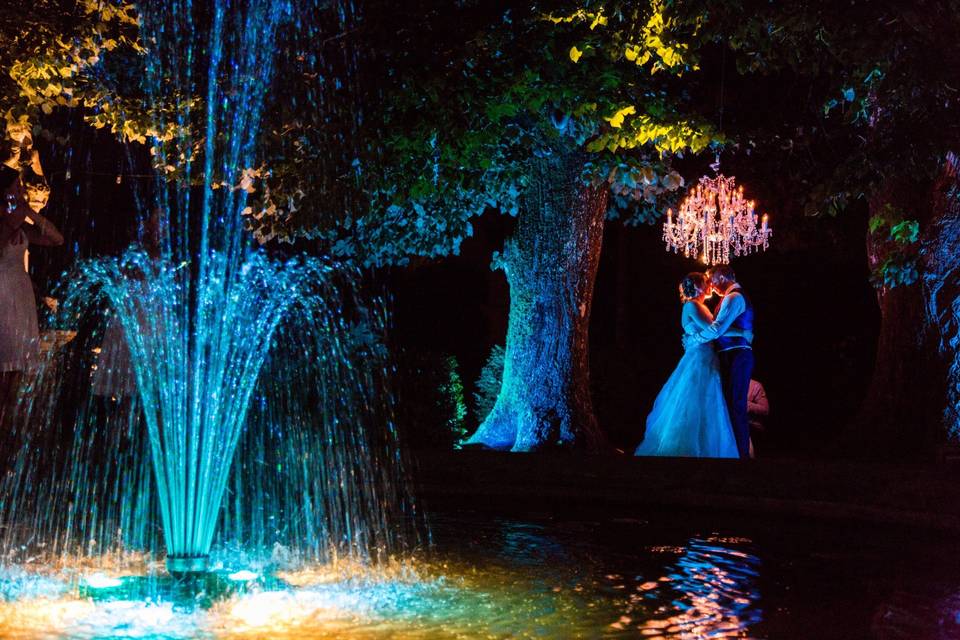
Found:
[635,302,739,458]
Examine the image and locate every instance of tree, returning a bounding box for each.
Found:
[248,0,717,451]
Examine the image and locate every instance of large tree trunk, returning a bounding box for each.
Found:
[466,152,608,452]
[856,156,960,456]
[923,152,960,440]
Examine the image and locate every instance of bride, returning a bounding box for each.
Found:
[635,273,742,458]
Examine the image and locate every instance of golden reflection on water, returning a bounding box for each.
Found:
[0,532,766,639]
[608,538,762,638]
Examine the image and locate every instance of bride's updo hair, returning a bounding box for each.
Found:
[679,272,707,302]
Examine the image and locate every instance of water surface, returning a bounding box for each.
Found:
[0,509,957,638]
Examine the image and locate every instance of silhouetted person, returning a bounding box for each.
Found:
[0,165,63,436]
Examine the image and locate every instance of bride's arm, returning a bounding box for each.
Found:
[685,292,747,347]
[686,302,714,331]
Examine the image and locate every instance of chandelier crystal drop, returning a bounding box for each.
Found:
[662,173,772,266]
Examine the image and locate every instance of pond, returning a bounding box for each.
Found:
[0,508,956,639]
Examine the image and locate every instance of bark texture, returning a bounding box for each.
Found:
[923,152,960,439]
[858,155,960,455]
[467,152,608,452]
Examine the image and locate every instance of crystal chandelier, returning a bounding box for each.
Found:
[662,172,771,266]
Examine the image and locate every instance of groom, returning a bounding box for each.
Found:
[683,265,754,459]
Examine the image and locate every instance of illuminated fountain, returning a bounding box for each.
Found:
[0,0,413,581]
[105,0,291,576]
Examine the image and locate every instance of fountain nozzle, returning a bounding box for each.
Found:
[166,555,209,577]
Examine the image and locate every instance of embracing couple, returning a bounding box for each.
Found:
[635,265,754,460]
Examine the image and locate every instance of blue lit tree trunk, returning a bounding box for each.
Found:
[924,152,960,440]
[467,153,608,452]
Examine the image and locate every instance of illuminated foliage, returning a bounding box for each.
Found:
[548,1,697,73]
[0,0,153,143]
[867,204,921,288]
[473,344,505,425]
[438,357,469,448]
[394,351,470,449]
[243,0,721,260]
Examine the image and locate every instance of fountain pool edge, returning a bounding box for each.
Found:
[413,449,960,532]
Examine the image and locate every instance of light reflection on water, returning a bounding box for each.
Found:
[618,537,762,637]
[0,514,956,638]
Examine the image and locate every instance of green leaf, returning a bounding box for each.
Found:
[585,137,607,153]
[890,220,919,244]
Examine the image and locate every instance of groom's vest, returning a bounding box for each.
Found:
[716,287,753,352]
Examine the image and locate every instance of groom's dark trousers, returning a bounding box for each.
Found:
[720,348,754,459]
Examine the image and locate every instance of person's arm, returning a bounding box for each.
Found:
[21,209,64,246]
[685,301,714,331]
[748,383,769,417]
[685,292,745,346]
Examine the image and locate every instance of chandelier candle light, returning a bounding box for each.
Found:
[662,173,772,266]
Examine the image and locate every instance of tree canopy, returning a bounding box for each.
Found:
[245,0,720,264]
[11,0,958,286]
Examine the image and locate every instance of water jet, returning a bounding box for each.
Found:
[0,0,414,586]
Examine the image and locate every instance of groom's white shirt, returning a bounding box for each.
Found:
[688,284,747,345]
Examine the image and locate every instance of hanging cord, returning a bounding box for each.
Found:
[718,46,726,133]
[710,46,726,174]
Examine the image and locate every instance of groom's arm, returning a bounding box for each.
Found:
[685,292,746,346]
